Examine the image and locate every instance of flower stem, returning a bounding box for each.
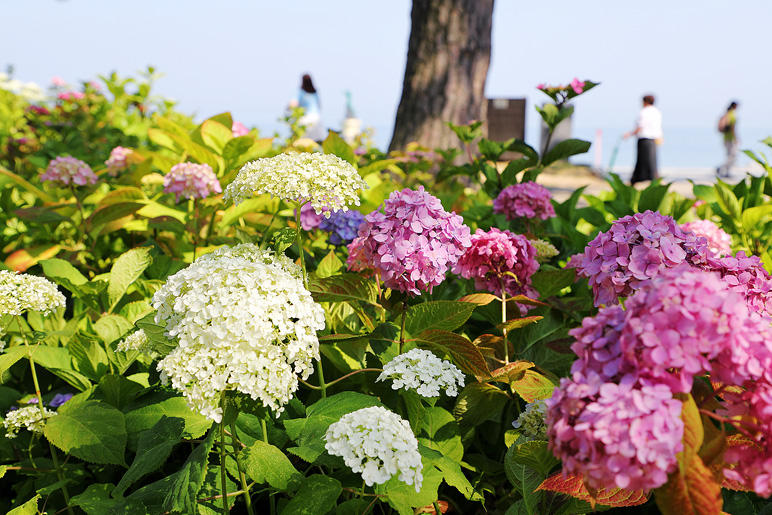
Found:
[500,279,509,364]
[318,358,327,398]
[293,201,308,288]
[219,392,229,515]
[193,198,200,262]
[358,479,366,514]
[400,301,408,354]
[433,501,442,515]
[230,422,255,515]
[203,205,218,248]
[16,316,74,515]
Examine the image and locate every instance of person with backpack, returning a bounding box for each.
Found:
[717,101,739,178]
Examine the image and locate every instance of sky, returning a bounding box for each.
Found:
[3,0,771,167]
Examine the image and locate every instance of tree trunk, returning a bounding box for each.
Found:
[389,0,494,152]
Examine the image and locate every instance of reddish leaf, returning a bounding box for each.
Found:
[5,245,61,272]
[654,455,723,515]
[484,361,534,384]
[508,295,550,308]
[415,501,448,514]
[545,337,575,354]
[510,369,558,402]
[458,293,499,305]
[537,473,648,507]
[472,334,502,348]
[496,315,543,333]
[678,394,704,472]
[415,329,490,378]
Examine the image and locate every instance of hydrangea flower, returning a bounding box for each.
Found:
[529,238,559,262]
[3,404,57,438]
[223,153,369,217]
[348,186,471,295]
[569,304,628,380]
[297,202,324,231]
[704,251,772,317]
[325,406,423,491]
[117,329,158,358]
[49,393,73,408]
[377,348,465,397]
[319,209,365,246]
[232,121,249,137]
[681,219,732,256]
[345,236,372,275]
[546,372,683,491]
[574,211,710,306]
[493,182,555,221]
[105,146,133,175]
[452,228,539,305]
[513,400,548,440]
[163,162,222,202]
[153,244,325,422]
[41,156,97,187]
[0,270,66,316]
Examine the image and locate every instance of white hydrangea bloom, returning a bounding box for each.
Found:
[325,406,423,491]
[3,404,57,438]
[377,348,465,398]
[153,244,325,422]
[0,270,66,316]
[117,329,157,357]
[222,152,369,216]
[512,400,548,440]
[529,238,559,262]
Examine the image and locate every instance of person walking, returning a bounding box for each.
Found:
[289,74,325,142]
[717,101,739,178]
[623,95,663,185]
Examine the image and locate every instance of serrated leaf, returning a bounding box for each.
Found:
[508,440,560,476]
[271,227,297,254]
[0,346,28,383]
[280,474,343,515]
[135,312,176,358]
[241,440,303,492]
[505,448,544,514]
[654,455,723,515]
[458,293,499,305]
[510,369,558,402]
[114,416,184,497]
[162,427,215,514]
[742,204,772,233]
[71,483,116,515]
[44,400,127,466]
[69,338,110,381]
[538,473,648,507]
[40,258,88,295]
[309,273,378,305]
[402,389,426,434]
[93,314,134,345]
[7,494,41,515]
[377,462,444,515]
[435,455,482,500]
[108,248,152,312]
[419,407,463,461]
[453,383,510,432]
[123,391,212,450]
[531,268,576,298]
[322,131,356,164]
[99,374,144,410]
[496,315,543,333]
[405,301,477,334]
[200,119,232,153]
[485,361,535,384]
[315,250,344,279]
[679,393,704,473]
[415,329,490,377]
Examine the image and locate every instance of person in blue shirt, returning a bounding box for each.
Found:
[289,74,325,142]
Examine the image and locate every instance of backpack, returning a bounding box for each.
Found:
[718,114,731,133]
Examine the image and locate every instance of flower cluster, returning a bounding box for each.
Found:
[574,211,709,306]
[3,404,57,438]
[529,238,559,262]
[40,156,97,187]
[0,270,66,316]
[105,146,133,175]
[298,202,324,230]
[325,406,423,491]
[681,219,732,256]
[319,209,365,246]
[493,182,555,221]
[49,393,73,408]
[163,162,222,202]
[513,400,549,440]
[223,153,368,217]
[704,251,772,317]
[377,348,465,397]
[537,78,586,95]
[153,244,325,421]
[452,228,539,306]
[231,121,249,137]
[117,329,157,358]
[550,266,772,493]
[347,187,471,295]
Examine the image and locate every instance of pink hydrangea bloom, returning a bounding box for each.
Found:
[703,251,772,317]
[41,156,98,187]
[297,202,324,231]
[50,76,67,87]
[347,186,471,295]
[57,91,85,101]
[163,162,222,202]
[105,146,133,175]
[232,121,249,137]
[452,228,539,305]
[575,211,710,306]
[493,182,555,221]
[569,78,586,94]
[546,372,683,491]
[346,236,372,275]
[681,219,732,256]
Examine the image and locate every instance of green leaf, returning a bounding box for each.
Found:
[271,227,297,255]
[166,131,224,173]
[108,248,152,313]
[241,440,303,492]
[638,182,671,213]
[69,338,110,381]
[508,440,560,476]
[0,164,56,202]
[47,367,93,391]
[322,131,356,165]
[135,312,176,358]
[419,407,463,461]
[200,119,232,153]
[714,180,742,222]
[435,455,483,501]
[378,460,444,515]
[93,314,134,345]
[742,204,772,233]
[510,369,559,402]
[70,483,117,515]
[88,202,143,229]
[7,494,41,515]
[404,301,477,334]
[453,383,510,432]
[99,375,144,410]
[531,269,576,298]
[280,475,342,515]
[542,139,591,167]
[223,136,255,164]
[505,446,545,515]
[415,329,490,377]
[0,346,28,383]
[123,391,212,451]
[40,258,88,295]
[505,500,529,515]
[114,416,184,497]
[309,273,378,305]
[162,428,215,514]
[507,139,538,161]
[315,250,344,279]
[44,400,128,466]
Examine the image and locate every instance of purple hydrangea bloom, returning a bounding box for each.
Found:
[347,186,471,295]
[298,202,324,231]
[493,182,555,221]
[704,251,772,317]
[319,209,365,246]
[163,162,222,203]
[49,393,73,408]
[575,210,710,306]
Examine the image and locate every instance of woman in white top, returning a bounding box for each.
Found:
[289,74,326,142]
[624,95,663,185]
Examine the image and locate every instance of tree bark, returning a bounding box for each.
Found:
[389,0,494,152]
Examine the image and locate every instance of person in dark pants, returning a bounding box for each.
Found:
[623,95,663,185]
